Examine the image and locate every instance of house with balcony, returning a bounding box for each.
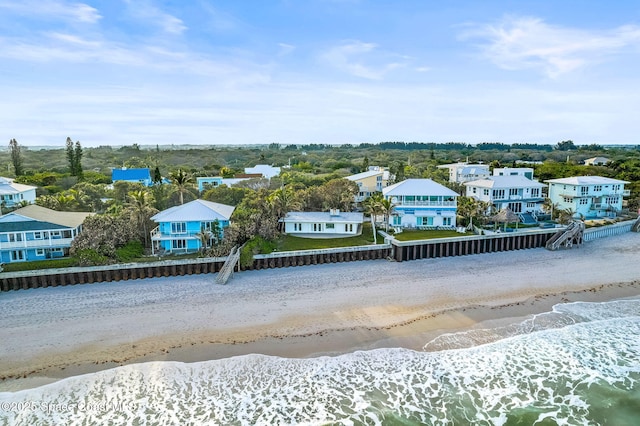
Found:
[150,199,235,255]
[437,162,490,183]
[111,167,153,187]
[464,176,546,223]
[0,204,93,264]
[345,167,391,203]
[0,177,37,209]
[382,179,459,229]
[545,176,630,219]
[282,209,364,238]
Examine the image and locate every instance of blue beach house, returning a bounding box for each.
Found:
[150,199,235,255]
[0,205,93,264]
[197,177,224,193]
[382,179,459,229]
[111,167,153,187]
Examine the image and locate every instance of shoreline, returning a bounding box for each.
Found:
[1,233,640,392]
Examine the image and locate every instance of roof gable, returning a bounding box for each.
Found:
[545,176,629,186]
[465,176,545,189]
[383,179,459,197]
[9,205,94,228]
[151,199,235,222]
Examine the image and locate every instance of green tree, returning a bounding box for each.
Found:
[9,138,24,176]
[65,137,83,177]
[169,168,194,205]
[363,192,384,243]
[126,189,157,248]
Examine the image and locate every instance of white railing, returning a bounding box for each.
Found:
[0,238,74,250]
[583,220,635,242]
[397,200,456,207]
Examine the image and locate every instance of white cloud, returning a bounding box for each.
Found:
[320,40,406,80]
[0,0,101,23]
[461,16,640,78]
[277,43,296,57]
[123,0,187,35]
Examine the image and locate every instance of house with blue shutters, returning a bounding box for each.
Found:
[111,167,153,187]
[150,199,235,255]
[0,205,93,264]
[382,179,459,229]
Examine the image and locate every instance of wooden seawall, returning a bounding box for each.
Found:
[0,222,633,292]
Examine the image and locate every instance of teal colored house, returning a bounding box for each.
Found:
[150,199,235,255]
[0,205,93,264]
[196,176,224,193]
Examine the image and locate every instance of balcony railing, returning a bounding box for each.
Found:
[150,227,200,240]
[0,238,74,250]
[396,200,456,207]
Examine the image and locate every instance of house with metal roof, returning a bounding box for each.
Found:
[464,176,546,223]
[437,162,490,183]
[111,167,153,187]
[382,179,459,229]
[150,199,235,254]
[345,167,391,203]
[0,204,93,264]
[282,209,364,238]
[0,177,37,209]
[545,176,629,219]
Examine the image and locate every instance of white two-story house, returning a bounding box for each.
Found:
[545,176,630,219]
[382,179,458,229]
[464,176,546,222]
[437,162,490,183]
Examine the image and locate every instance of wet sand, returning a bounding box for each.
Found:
[1,232,639,392]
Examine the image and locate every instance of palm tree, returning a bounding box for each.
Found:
[379,197,396,231]
[363,193,384,243]
[169,169,193,205]
[127,189,157,248]
[269,186,302,230]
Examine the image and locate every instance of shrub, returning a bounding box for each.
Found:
[74,249,110,266]
[116,240,144,262]
[239,236,276,268]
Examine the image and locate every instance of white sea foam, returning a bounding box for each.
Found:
[1,299,639,425]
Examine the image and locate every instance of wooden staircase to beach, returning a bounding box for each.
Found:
[545,221,585,250]
[215,246,241,285]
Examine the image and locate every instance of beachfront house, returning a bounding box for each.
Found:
[150,199,235,255]
[345,167,391,203]
[0,177,37,210]
[0,205,93,264]
[545,176,630,219]
[382,179,458,229]
[282,209,364,238]
[111,167,153,187]
[464,176,546,223]
[437,162,490,183]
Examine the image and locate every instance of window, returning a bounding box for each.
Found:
[418,217,433,226]
[313,223,323,232]
[51,231,61,238]
[580,186,588,196]
[172,239,186,249]
[293,223,302,231]
[10,250,25,261]
[483,189,489,196]
[492,189,505,199]
[563,197,572,203]
[442,217,452,226]
[392,216,402,226]
[36,248,45,256]
[531,188,540,197]
[509,188,518,196]
[594,185,602,191]
[326,223,335,229]
[171,222,187,234]
[472,187,477,194]
[348,223,353,232]
[526,202,536,208]
[9,233,23,242]
[579,198,589,205]
[34,232,44,240]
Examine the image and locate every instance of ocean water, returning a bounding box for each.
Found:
[1,298,639,425]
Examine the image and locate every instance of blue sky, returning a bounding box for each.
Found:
[2,0,640,147]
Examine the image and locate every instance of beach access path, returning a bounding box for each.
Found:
[1,232,639,390]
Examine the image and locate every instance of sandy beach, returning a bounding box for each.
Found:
[1,232,639,392]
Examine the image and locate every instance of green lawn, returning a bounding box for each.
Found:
[276,222,382,251]
[391,229,472,241]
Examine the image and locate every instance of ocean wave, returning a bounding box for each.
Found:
[2,299,639,425]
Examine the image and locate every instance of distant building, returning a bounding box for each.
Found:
[282,209,364,238]
[437,162,490,183]
[111,168,153,187]
[383,179,458,229]
[0,177,36,209]
[584,157,610,166]
[492,167,534,180]
[150,199,235,255]
[0,205,93,264]
[244,165,281,179]
[545,176,629,219]
[345,167,391,203]
[197,177,223,193]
